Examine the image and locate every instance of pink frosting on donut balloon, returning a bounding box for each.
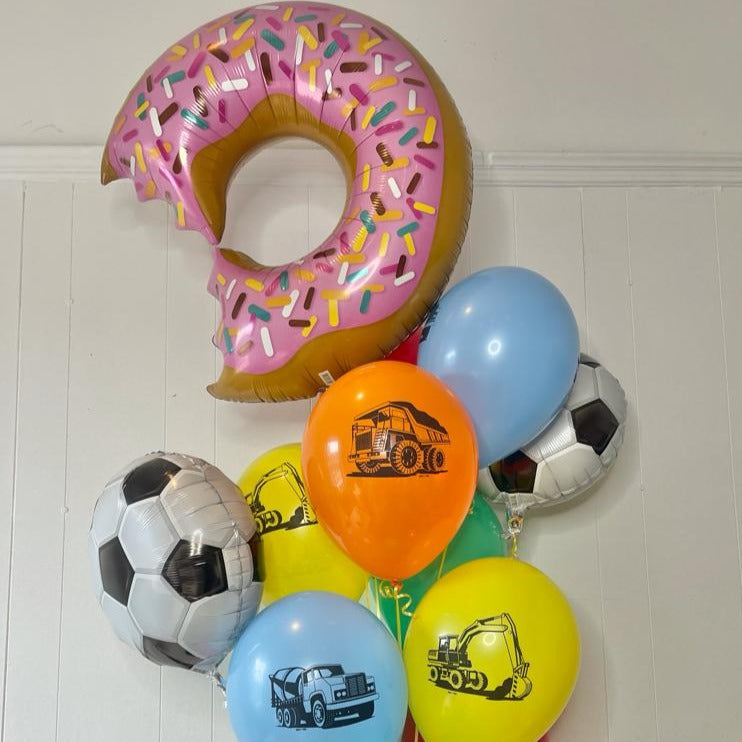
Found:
[102,2,471,402]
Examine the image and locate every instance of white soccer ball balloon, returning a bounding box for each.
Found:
[478,356,627,510]
[89,452,262,671]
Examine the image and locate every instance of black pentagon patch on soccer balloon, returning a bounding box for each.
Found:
[488,451,538,493]
[122,457,182,505]
[249,532,264,583]
[162,540,227,602]
[99,537,135,605]
[578,353,601,368]
[142,636,200,669]
[572,400,619,455]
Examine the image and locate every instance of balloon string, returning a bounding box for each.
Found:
[511,528,520,559]
[209,669,227,707]
[391,581,414,618]
[394,588,402,646]
[505,503,525,560]
[435,546,449,581]
[379,580,413,646]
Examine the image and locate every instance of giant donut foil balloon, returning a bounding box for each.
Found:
[102,2,472,402]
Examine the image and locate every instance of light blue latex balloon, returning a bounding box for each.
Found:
[227,591,407,742]
[418,267,579,466]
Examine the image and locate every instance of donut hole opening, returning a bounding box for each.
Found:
[220,137,348,269]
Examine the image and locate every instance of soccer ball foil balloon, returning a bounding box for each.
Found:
[479,356,627,510]
[89,453,262,671]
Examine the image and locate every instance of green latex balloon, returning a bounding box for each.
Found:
[369,492,505,644]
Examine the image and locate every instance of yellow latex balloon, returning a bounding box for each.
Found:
[404,557,580,742]
[237,443,367,606]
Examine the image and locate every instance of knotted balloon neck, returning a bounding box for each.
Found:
[380,580,413,617]
[379,579,413,646]
[209,669,227,705]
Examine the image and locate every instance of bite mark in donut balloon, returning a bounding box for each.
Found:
[102,2,472,402]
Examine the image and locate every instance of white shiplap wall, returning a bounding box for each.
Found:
[2,146,742,742]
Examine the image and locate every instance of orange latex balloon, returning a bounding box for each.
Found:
[302,361,478,581]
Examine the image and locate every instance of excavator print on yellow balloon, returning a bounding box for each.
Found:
[348,401,450,478]
[427,615,533,701]
[245,461,317,536]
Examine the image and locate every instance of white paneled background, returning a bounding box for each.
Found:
[2,145,742,742]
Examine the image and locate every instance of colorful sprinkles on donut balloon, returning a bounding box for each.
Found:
[103,2,472,401]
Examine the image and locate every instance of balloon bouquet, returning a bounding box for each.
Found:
[90,3,627,742]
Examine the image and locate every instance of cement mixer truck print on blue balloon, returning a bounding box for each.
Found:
[270,664,378,729]
[226,592,408,742]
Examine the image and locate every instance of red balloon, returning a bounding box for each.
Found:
[401,711,425,741]
[387,327,423,364]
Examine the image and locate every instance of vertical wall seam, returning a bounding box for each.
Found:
[711,190,742,610]
[158,668,164,742]
[625,190,661,742]
[580,187,610,741]
[0,182,26,742]
[53,182,75,742]
[578,188,591,347]
[306,183,312,253]
[594,515,611,742]
[466,197,473,275]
